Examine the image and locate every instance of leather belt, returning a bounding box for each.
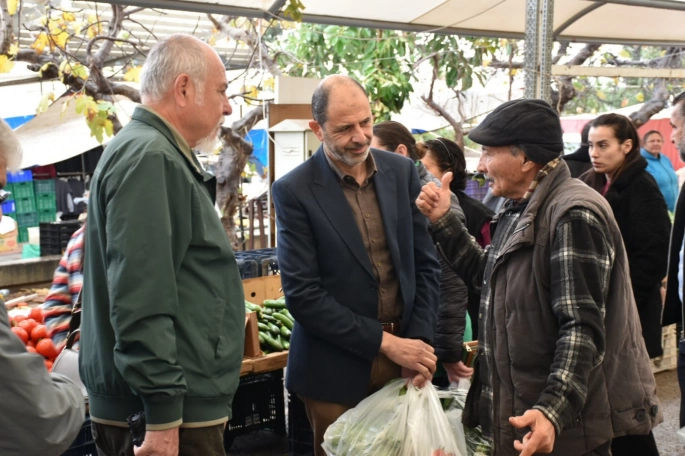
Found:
[381,320,401,336]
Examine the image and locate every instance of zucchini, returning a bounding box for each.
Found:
[262,333,283,352]
[273,313,294,331]
[244,301,261,312]
[263,299,287,309]
[282,339,290,350]
[280,308,294,321]
[258,332,266,344]
[262,307,273,315]
[280,325,291,339]
[261,314,278,323]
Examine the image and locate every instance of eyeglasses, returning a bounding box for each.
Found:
[0,189,11,204]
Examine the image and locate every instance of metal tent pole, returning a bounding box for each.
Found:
[524,0,554,102]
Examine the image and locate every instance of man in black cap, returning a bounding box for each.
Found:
[417,99,661,456]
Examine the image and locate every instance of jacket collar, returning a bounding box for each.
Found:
[131,107,217,202]
[640,148,659,161]
[309,146,397,280]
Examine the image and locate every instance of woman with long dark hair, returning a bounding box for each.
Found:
[581,113,669,456]
[371,121,474,383]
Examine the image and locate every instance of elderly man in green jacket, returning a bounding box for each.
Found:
[80,34,245,456]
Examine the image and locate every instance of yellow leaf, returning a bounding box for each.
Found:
[53,29,69,50]
[8,0,18,15]
[62,11,76,22]
[36,91,55,114]
[72,20,82,36]
[208,35,217,47]
[31,32,49,55]
[596,90,606,101]
[123,66,142,83]
[0,55,14,73]
[510,68,518,76]
[8,43,19,56]
[72,64,88,81]
[482,57,491,67]
[636,92,645,102]
[104,119,114,137]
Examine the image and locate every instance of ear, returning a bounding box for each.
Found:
[396,144,408,157]
[520,155,538,173]
[173,74,192,107]
[622,139,633,155]
[309,120,324,142]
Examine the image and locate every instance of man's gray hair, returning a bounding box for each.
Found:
[140,34,211,103]
[0,119,23,172]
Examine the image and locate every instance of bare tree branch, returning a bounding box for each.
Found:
[0,0,12,55]
[630,46,683,128]
[550,43,602,113]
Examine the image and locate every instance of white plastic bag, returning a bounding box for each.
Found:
[323,378,463,456]
[677,426,685,445]
[437,379,491,456]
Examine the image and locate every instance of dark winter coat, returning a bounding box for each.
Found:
[664,189,685,328]
[581,157,671,358]
[416,163,468,363]
[562,146,593,178]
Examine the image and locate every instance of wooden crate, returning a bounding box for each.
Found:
[243,275,283,304]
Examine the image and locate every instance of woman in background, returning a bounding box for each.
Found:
[581,113,669,456]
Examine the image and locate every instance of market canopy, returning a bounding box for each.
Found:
[100,0,685,46]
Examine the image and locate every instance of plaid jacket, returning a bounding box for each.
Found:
[429,160,660,455]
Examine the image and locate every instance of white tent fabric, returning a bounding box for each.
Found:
[116,0,685,46]
[15,95,137,169]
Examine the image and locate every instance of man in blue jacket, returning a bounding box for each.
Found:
[272,75,440,456]
[641,130,679,213]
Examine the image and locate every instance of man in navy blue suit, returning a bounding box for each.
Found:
[272,75,440,455]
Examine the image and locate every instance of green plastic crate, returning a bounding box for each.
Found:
[18,227,28,243]
[33,180,55,194]
[36,193,56,211]
[38,209,57,223]
[4,183,13,201]
[16,212,39,227]
[4,211,15,220]
[12,182,35,199]
[15,196,36,214]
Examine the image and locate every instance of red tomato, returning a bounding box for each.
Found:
[31,325,48,342]
[11,327,29,344]
[29,307,43,323]
[26,346,37,353]
[36,339,58,360]
[13,315,27,326]
[44,359,53,371]
[18,319,37,336]
[27,340,35,348]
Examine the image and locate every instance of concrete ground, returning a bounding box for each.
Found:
[228,369,685,456]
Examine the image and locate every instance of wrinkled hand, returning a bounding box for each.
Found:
[401,367,431,387]
[416,172,453,223]
[509,409,556,456]
[380,332,437,382]
[133,427,179,456]
[443,361,474,383]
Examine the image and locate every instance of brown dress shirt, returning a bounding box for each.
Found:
[324,150,403,322]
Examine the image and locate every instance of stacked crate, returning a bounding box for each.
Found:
[9,170,36,243]
[34,179,57,223]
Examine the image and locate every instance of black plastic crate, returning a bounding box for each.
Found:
[288,392,314,456]
[39,221,82,256]
[237,248,279,276]
[224,370,286,450]
[236,258,259,279]
[61,416,96,456]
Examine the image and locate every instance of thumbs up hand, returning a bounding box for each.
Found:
[416,172,453,223]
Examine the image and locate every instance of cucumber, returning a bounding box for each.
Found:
[282,339,290,350]
[244,301,261,312]
[261,314,278,323]
[280,308,294,321]
[262,307,273,315]
[257,322,270,332]
[263,299,287,309]
[258,332,266,344]
[273,313,294,331]
[267,322,281,336]
[263,333,283,352]
[280,325,291,339]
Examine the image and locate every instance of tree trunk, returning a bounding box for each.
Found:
[216,105,266,250]
[550,43,601,113]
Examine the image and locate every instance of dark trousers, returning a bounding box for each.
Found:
[91,422,225,456]
[678,339,685,427]
[583,441,611,456]
[611,432,660,456]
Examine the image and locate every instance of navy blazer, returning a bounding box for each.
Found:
[272,146,440,405]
